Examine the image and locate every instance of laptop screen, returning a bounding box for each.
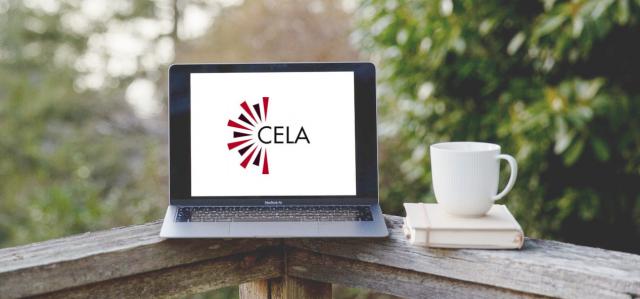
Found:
[189,72,357,197]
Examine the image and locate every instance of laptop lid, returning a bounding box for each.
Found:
[169,62,378,206]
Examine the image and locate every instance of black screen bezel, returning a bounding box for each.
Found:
[169,62,378,206]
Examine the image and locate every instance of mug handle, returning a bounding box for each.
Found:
[492,154,518,201]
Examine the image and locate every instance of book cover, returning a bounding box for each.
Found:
[403,203,524,249]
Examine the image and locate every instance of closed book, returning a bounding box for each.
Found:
[403,203,524,249]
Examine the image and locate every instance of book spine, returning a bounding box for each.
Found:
[421,203,431,246]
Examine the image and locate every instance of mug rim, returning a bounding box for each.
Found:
[431,141,500,152]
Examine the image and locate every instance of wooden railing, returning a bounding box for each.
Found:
[0,215,638,299]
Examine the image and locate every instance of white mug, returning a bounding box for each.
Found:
[430,142,518,217]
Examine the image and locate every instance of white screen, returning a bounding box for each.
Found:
[190,72,357,196]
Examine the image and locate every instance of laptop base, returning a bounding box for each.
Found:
[159,204,388,238]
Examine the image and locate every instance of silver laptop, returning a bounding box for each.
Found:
[160,62,388,238]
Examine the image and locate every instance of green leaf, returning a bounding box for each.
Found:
[544,0,557,11]
[535,15,567,37]
[617,0,630,24]
[572,17,584,37]
[563,138,585,166]
[578,192,600,221]
[554,116,574,154]
[591,137,610,161]
[591,0,615,19]
[507,32,526,55]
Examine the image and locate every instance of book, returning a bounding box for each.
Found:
[403,203,524,249]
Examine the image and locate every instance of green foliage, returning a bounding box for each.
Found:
[356,0,640,252]
[0,1,165,247]
[2,0,638,258]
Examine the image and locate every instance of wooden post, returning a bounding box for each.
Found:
[239,279,270,299]
[240,276,331,299]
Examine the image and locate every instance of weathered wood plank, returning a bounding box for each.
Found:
[1,214,638,299]
[0,220,280,298]
[278,275,332,299]
[287,248,542,299]
[239,279,270,299]
[35,248,282,299]
[285,215,640,299]
[239,276,331,299]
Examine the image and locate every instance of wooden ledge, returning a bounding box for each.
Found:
[0,215,638,299]
[286,216,640,298]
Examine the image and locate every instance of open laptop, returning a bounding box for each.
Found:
[160,62,389,238]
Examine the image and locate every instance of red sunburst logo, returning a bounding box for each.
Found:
[227,97,270,174]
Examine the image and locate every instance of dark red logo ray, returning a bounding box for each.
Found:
[227,97,270,174]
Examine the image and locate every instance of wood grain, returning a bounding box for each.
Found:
[279,275,332,299]
[239,279,270,299]
[35,248,282,299]
[287,248,542,299]
[0,221,279,298]
[240,276,331,299]
[285,215,640,299]
[1,215,638,299]
[238,279,271,299]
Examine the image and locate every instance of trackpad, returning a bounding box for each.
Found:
[230,222,318,237]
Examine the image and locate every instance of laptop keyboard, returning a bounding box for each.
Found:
[175,206,373,222]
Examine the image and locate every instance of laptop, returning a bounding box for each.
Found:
[160,62,389,238]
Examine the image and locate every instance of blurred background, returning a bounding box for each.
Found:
[1,0,639,297]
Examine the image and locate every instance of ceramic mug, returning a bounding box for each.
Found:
[430,142,518,217]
